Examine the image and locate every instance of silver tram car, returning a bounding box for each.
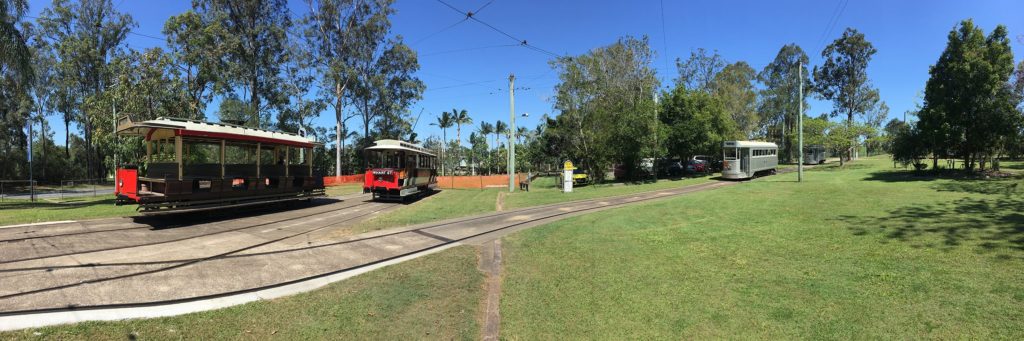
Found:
[721,140,779,180]
[803,144,827,165]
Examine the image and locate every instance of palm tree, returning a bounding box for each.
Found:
[1,0,32,85]
[468,132,478,175]
[516,126,529,144]
[494,120,507,174]
[453,108,471,171]
[430,111,454,175]
[478,122,493,174]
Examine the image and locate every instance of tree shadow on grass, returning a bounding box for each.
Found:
[806,162,873,172]
[1001,162,1024,170]
[932,178,1023,195]
[836,196,1024,257]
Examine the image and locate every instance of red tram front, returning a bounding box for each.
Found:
[363,140,437,201]
[113,116,324,214]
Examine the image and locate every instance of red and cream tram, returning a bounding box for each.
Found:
[114,116,324,213]
[363,139,438,201]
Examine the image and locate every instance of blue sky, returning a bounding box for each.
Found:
[27,0,1024,146]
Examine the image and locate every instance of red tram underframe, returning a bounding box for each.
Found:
[363,139,438,201]
[114,116,325,214]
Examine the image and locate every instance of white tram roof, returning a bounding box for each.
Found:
[116,116,319,147]
[364,139,436,157]
[723,140,779,148]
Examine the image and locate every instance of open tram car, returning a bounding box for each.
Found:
[114,116,325,214]
[363,139,438,201]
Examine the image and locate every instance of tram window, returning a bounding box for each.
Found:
[723,147,737,159]
[183,141,220,165]
[370,151,383,168]
[260,146,283,165]
[289,147,305,164]
[151,138,176,162]
[225,143,257,177]
[225,144,256,164]
[407,154,417,168]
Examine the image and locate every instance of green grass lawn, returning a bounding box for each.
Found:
[6,156,1022,338]
[0,245,484,340]
[0,195,138,226]
[324,182,364,197]
[349,189,500,235]
[504,175,714,210]
[499,155,1024,339]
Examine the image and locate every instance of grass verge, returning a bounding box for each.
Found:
[324,183,364,197]
[500,156,1024,339]
[0,196,137,226]
[1,246,484,340]
[504,175,714,210]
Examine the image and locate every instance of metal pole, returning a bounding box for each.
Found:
[653,91,659,182]
[113,99,117,192]
[508,73,516,192]
[28,120,34,202]
[798,60,804,182]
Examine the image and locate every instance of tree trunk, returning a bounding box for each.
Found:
[250,78,260,128]
[456,124,461,173]
[40,117,47,179]
[64,118,70,158]
[335,82,343,176]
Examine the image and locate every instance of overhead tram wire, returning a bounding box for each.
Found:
[815,0,850,52]
[25,14,165,43]
[411,17,469,46]
[411,0,499,46]
[420,43,519,57]
[474,0,497,14]
[433,0,562,59]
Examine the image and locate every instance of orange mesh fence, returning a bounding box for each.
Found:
[435,173,525,189]
[323,174,365,186]
[324,173,526,189]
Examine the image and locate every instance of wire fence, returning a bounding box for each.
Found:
[0,179,113,203]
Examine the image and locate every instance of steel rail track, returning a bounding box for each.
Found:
[0,180,731,315]
[0,202,399,303]
[0,200,378,265]
[0,180,727,273]
[0,196,365,243]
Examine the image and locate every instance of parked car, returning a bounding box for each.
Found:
[572,169,590,186]
[661,159,684,177]
[685,159,706,173]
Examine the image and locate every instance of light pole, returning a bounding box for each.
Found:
[798,60,804,182]
[653,91,659,182]
[508,73,516,192]
[109,81,119,190]
[27,119,34,202]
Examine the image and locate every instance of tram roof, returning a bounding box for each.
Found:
[723,140,779,148]
[116,116,319,147]
[364,139,436,156]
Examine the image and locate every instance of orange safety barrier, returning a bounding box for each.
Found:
[325,173,527,189]
[435,173,526,189]
[323,174,365,186]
